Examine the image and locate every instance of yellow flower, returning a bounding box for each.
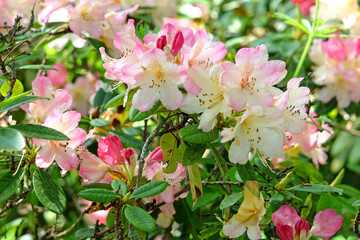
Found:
[223,181,265,240]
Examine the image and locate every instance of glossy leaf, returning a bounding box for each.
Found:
[33,169,66,214]
[129,101,160,122]
[0,168,25,202]
[0,128,25,151]
[0,95,48,113]
[220,192,243,210]
[9,124,69,140]
[17,65,56,70]
[111,179,128,196]
[209,144,228,177]
[132,181,168,198]
[182,143,207,166]
[0,80,24,97]
[90,119,110,127]
[236,162,256,182]
[289,184,343,195]
[179,124,219,144]
[125,206,156,232]
[78,188,118,203]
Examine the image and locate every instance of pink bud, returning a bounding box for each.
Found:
[295,219,310,236]
[124,148,136,164]
[146,146,164,164]
[311,209,343,240]
[276,224,294,240]
[97,135,126,165]
[171,30,184,56]
[322,38,347,61]
[156,35,167,50]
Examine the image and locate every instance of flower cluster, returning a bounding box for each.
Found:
[101,21,311,165]
[309,37,360,108]
[21,76,87,172]
[272,205,343,240]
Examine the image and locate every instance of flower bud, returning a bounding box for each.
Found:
[295,219,310,237]
[156,35,167,50]
[275,171,293,191]
[171,30,184,56]
[97,135,126,165]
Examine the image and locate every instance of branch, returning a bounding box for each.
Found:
[354,207,360,237]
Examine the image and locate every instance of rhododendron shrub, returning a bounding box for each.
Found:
[1,0,360,239]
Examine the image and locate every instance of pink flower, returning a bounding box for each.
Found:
[221,45,287,111]
[221,106,285,164]
[322,38,347,61]
[98,135,127,165]
[144,147,187,217]
[311,209,343,240]
[69,0,105,38]
[79,152,113,184]
[47,63,68,87]
[132,48,185,111]
[79,147,137,184]
[65,73,102,115]
[291,0,315,16]
[181,64,232,132]
[275,78,310,134]
[38,0,71,24]
[182,28,227,93]
[34,110,87,171]
[21,76,72,123]
[272,205,343,240]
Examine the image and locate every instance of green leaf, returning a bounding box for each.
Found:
[160,132,185,173]
[182,144,207,166]
[125,206,156,232]
[132,181,168,198]
[0,168,25,202]
[93,83,117,113]
[0,128,25,151]
[179,124,219,144]
[294,161,324,184]
[106,208,116,228]
[74,228,94,238]
[33,169,66,214]
[0,90,33,109]
[17,65,56,71]
[0,95,48,112]
[317,194,341,214]
[255,157,277,179]
[85,37,106,51]
[289,184,343,195]
[236,162,256,182]
[111,179,128,196]
[104,92,126,109]
[81,183,113,190]
[90,119,110,127]
[0,80,24,97]
[220,192,243,210]
[188,164,203,206]
[269,193,284,212]
[209,144,228,178]
[9,124,69,140]
[78,188,118,203]
[129,101,161,122]
[200,228,221,240]
[0,43,11,52]
[353,200,360,207]
[273,12,310,34]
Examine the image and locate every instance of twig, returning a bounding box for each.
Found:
[354,207,360,237]
[115,207,120,240]
[93,226,115,238]
[52,210,86,238]
[136,113,173,188]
